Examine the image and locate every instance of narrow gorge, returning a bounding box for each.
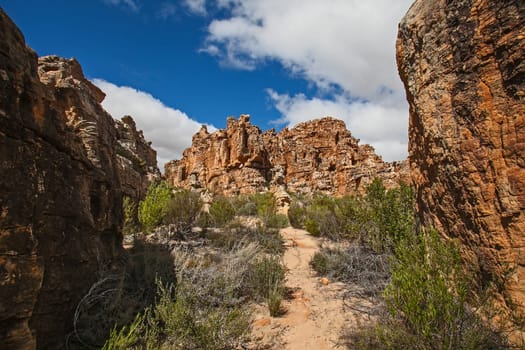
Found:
[1,0,524,348]
[0,9,159,348]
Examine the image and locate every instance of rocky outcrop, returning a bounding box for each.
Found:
[398,0,525,317]
[165,115,408,196]
[37,58,160,205]
[0,10,128,349]
[115,115,161,205]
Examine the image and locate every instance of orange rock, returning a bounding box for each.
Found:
[0,10,130,348]
[253,318,272,327]
[320,277,330,285]
[397,0,525,322]
[292,290,304,299]
[165,115,409,196]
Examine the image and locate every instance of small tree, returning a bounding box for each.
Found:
[138,181,171,230]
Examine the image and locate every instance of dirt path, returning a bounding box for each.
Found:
[250,227,355,349]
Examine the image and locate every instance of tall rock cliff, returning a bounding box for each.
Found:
[0,10,158,349]
[115,115,161,209]
[397,0,525,315]
[165,115,408,196]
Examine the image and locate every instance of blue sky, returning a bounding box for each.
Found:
[1,0,413,166]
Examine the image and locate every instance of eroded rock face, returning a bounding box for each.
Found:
[0,11,125,349]
[165,115,408,196]
[115,115,161,204]
[398,0,525,315]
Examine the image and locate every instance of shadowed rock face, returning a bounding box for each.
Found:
[165,115,409,196]
[398,0,525,315]
[115,115,161,206]
[0,9,128,349]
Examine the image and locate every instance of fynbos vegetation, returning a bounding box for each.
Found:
[103,179,522,349]
[97,183,287,349]
[300,179,519,349]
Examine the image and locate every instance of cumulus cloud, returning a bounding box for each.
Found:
[93,79,215,168]
[206,0,412,99]
[267,90,407,162]
[157,2,177,19]
[203,0,412,161]
[184,0,207,15]
[102,0,140,12]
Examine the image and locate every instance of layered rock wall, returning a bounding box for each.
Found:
[0,10,158,349]
[115,115,161,205]
[165,115,408,196]
[398,0,525,314]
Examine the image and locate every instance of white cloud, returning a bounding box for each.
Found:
[184,0,207,15]
[267,90,407,162]
[93,79,215,168]
[102,0,140,12]
[206,0,412,100]
[158,2,177,19]
[203,0,412,161]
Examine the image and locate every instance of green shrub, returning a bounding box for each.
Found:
[268,284,284,317]
[165,189,202,234]
[71,238,177,349]
[211,192,289,230]
[298,193,351,239]
[310,248,330,275]
[252,192,276,218]
[361,179,415,253]
[195,211,212,228]
[104,280,250,350]
[122,196,139,235]
[341,319,417,350]
[378,229,507,349]
[103,243,260,350]
[288,200,307,228]
[341,229,510,350]
[292,179,415,248]
[102,313,145,350]
[230,194,260,216]
[253,227,286,255]
[264,213,289,229]
[333,195,366,239]
[384,229,468,347]
[209,196,236,227]
[247,255,286,301]
[247,255,286,316]
[138,181,172,230]
[153,280,250,350]
[304,218,320,236]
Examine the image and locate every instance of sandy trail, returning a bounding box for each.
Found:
[250,227,357,349]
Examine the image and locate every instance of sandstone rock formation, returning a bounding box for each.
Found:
[398,0,525,317]
[115,115,161,208]
[165,115,408,197]
[0,9,158,348]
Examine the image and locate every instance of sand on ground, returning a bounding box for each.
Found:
[249,227,371,350]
